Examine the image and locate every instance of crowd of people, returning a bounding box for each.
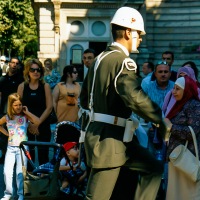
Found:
[0,56,83,199]
[0,6,200,200]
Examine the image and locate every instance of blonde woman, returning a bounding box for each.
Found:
[17,58,53,165]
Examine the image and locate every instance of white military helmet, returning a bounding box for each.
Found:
[0,55,6,61]
[111,7,146,35]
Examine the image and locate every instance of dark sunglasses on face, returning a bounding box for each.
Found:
[72,71,78,74]
[29,67,42,73]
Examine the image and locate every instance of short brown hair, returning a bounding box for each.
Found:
[44,58,53,66]
[111,24,127,41]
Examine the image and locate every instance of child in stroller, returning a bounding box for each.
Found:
[59,142,87,194]
[38,141,87,197]
[38,121,87,198]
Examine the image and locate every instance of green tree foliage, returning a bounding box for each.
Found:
[0,0,38,60]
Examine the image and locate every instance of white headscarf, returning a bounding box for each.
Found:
[175,77,185,90]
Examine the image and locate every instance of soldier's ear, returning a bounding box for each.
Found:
[124,28,131,40]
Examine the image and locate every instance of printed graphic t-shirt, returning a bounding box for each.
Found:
[6,115,28,146]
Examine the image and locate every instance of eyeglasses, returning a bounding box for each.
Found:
[156,61,168,65]
[72,71,78,74]
[29,68,42,73]
[155,61,170,72]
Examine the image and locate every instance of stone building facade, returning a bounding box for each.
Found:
[145,0,200,76]
[32,0,200,80]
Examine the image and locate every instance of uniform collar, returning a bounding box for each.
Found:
[111,42,129,56]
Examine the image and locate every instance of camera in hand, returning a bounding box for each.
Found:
[67,93,75,106]
[68,93,75,97]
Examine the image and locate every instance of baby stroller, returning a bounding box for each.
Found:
[19,141,63,200]
[54,121,87,199]
[20,121,86,200]
[54,121,81,145]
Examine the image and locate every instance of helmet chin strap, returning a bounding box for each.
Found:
[131,31,139,53]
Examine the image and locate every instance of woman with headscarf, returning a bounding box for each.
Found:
[162,67,200,192]
[162,66,200,116]
[181,60,199,80]
[164,76,200,200]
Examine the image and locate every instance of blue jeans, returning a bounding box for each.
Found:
[3,146,27,200]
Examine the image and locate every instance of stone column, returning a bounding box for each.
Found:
[51,0,61,69]
[52,0,61,51]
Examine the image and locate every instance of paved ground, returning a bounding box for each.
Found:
[0,163,5,198]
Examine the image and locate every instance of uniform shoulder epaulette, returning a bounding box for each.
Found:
[114,58,137,93]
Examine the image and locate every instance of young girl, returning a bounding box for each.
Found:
[0,93,40,200]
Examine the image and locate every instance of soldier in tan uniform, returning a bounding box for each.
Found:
[80,7,168,200]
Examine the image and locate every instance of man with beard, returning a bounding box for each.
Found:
[142,61,174,164]
[142,61,174,109]
[0,57,24,163]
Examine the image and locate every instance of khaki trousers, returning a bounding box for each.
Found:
[85,140,163,200]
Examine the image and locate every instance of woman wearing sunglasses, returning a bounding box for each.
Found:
[17,58,53,166]
[52,64,80,123]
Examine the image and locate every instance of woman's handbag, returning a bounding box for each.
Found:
[169,126,200,182]
[166,162,200,200]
